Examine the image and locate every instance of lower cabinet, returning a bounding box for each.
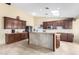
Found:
[55,33,61,48]
[56,39,60,48]
[5,32,28,44]
[60,33,68,41]
[67,33,74,42]
[60,33,74,42]
[6,34,15,44]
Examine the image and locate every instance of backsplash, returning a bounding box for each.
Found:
[4,29,25,33]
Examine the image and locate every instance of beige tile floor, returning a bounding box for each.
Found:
[0,39,79,55]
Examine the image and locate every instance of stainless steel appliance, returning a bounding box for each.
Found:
[25,26,32,32]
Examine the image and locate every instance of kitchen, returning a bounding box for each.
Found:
[0,3,79,54]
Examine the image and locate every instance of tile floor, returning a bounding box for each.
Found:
[0,39,79,55]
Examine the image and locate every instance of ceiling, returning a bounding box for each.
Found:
[12,3,79,18]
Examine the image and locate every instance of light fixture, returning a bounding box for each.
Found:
[45,7,49,10]
[40,9,42,11]
[32,12,36,16]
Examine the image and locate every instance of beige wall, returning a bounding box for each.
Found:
[0,3,34,29]
[0,3,34,44]
[72,18,79,43]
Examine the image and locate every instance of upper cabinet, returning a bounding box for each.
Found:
[63,20,72,29]
[4,17,26,29]
[43,22,47,29]
[43,18,74,29]
[22,21,26,29]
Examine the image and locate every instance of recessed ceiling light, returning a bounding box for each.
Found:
[45,13,48,15]
[32,12,36,16]
[51,10,59,13]
[51,10,60,16]
[40,9,42,11]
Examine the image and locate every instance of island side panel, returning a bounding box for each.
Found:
[53,34,56,52]
[29,32,54,50]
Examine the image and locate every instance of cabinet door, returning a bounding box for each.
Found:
[43,22,47,29]
[63,20,72,29]
[56,35,60,48]
[21,33,28,39]
[64,21,69,29]
[68,21,72,29]
[60,33,74,42]
[22,21,26,29]
[60,20,63,26]
[67,33,73,42]
[53,21,57,29]
[4,19,14,29]
[60,33,68,41]
[14,34,21,41]
[6,34,15,44]
[17,21,22,29]
[17,21,26,29]
[13,20,18,29]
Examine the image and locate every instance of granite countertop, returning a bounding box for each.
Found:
[30,32,54,34]
[5,32,28,34]
[32,29,73,34]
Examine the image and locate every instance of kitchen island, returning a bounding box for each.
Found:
[29,32,60,51]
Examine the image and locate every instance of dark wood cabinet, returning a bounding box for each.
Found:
[22,21,26,29]
[67,33,74,42]
[17,20,22,29]
[21,33,28,39]
[56,39,60,48]
[60,33,74,42]
[5,32,28,44]
[60,33,68,41]
[55,34,60,48]
[43,22,47,29]
[4,17,15,29]
[43,18,73,29]
[4,17,26,29]
[6,34,15,44]
[13,20,18,29]
[63,20,72,29]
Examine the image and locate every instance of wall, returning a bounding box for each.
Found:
[72,18,79,43]
[0,3,34,44]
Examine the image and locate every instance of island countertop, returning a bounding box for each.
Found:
[32,29,73,34]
